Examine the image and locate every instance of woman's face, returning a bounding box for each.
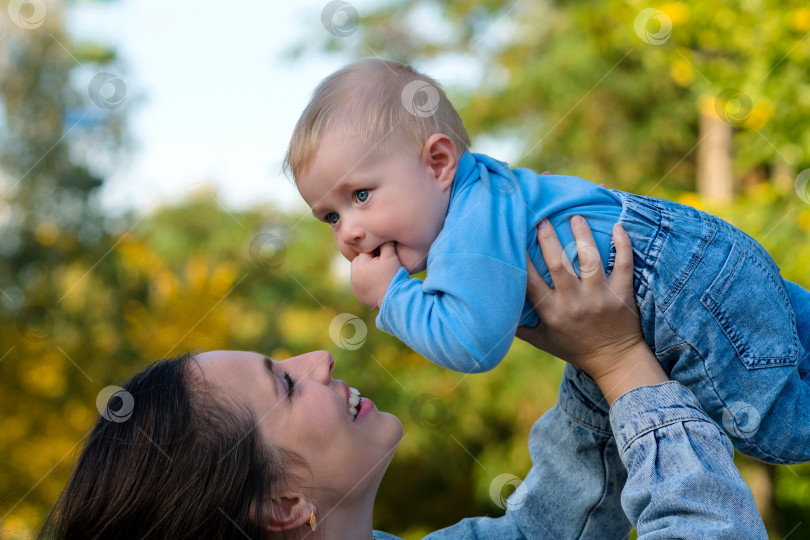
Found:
[193,350,403,504]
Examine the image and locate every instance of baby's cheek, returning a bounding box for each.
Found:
[337,242,358,261]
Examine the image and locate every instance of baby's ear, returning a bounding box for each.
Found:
[422,134,458,191]
[265,492,314,532]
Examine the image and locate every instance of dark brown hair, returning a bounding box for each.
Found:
[39,353,299,539]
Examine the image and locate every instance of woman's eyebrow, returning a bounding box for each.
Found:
[263,356,279,399]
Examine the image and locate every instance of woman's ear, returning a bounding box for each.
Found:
[421,134,458,192]
[266,493,314,532]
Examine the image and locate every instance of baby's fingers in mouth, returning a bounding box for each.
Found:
[372,242,398,258]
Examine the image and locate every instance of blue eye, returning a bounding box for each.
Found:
[355,189,369,203]
[325,212,339,225]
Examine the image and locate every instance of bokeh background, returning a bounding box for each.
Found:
[2,0,810,538]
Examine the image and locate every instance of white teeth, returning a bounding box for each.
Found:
[348,387,362,419]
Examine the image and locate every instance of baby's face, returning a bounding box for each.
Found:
[297,134,452,274]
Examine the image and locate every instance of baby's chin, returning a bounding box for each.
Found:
[401,256,427,275]
[394,246,428,275]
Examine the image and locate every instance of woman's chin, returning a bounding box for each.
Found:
[381,411,404,447]
[359,406,403,446]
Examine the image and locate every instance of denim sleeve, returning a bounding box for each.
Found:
[420,365,632,540]
[610,382,768,539]
[383,373,765,539]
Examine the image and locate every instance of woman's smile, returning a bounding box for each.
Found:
[193,349,403,506]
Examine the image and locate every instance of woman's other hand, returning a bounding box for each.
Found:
[516,217,668,404]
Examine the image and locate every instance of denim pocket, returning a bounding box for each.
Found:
[700,242,798,369]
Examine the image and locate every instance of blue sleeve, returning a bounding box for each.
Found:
[376,161,530,373]
[611,382,767,539]
[374,153,623,372]
[376,255,527,373]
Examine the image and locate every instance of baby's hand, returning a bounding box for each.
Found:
[351,242,403,309]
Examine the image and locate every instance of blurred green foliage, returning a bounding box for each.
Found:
[1,0,810,539]
[312,0,810,195]
[0,191,568,536]
[307,0,810,535]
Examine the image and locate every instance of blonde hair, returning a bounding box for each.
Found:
[283,58,471,182]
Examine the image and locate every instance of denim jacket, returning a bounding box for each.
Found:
[374,367,766,539]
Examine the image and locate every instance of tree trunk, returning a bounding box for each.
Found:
[744,460,775,524]
[772,158,795,195]
[697,112,735,203]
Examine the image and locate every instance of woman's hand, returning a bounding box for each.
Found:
[516,216,668,404]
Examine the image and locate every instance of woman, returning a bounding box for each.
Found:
[39,220,766,539]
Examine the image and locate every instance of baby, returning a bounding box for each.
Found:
[286,58,810,465]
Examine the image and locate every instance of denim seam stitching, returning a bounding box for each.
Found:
[575,439,615,539]
[613,191,663,301]
[620,416,701,454]
[558,402,613,435]
[700,242,799,365]
[659,211,717,311]
[662,336,797,463]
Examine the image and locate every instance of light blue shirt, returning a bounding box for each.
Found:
[377,151,622,373]
[374,375,766,539]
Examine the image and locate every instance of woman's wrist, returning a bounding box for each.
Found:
[590,341,669,405]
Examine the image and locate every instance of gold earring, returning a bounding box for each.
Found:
[309,508,317,531]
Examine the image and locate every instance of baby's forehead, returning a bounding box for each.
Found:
[313,129,409,167]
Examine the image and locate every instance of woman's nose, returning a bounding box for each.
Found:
[302,350,334,382]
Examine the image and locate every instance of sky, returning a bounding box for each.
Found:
[64,0,510,216]
[67,0,357,215]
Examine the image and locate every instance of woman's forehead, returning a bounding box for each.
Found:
[191,351,264,389]
[195,350,258,366]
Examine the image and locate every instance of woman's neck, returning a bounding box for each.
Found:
[312,490,377,540]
